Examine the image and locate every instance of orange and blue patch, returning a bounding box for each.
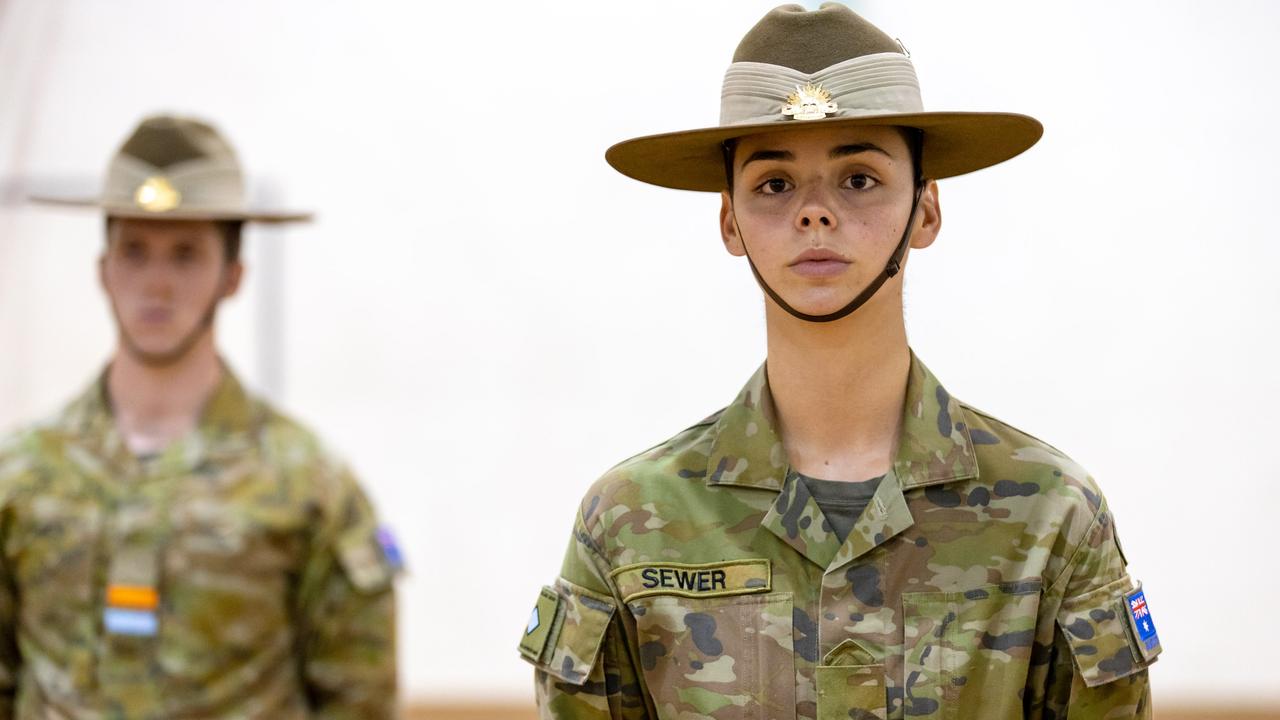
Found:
[103,584,159,637]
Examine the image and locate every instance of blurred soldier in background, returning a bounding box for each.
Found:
[0,114,400,718]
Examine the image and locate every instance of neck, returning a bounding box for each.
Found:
[107,332,223,455]
[764,292,910,482]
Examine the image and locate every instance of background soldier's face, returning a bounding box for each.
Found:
[100,218,242,365]
[720,124,940,319]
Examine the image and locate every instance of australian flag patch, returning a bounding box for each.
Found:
[376,525,405,572]
[1126,588,1160,653]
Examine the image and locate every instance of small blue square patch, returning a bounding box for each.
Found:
[376,525,404,571]
[526,606,540,636]
[1126,588,1159,651]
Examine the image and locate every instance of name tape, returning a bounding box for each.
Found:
[611,559,770,603]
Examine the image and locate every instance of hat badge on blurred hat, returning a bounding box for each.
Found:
[133,175,181,213]
[782,82,838,120]
[30,113,312,223]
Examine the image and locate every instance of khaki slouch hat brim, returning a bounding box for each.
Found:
[606,3,1043,192]
[31,114,312,223]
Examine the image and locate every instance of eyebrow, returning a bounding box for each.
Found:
[740,149,792,170]
[830,143,892,159]
[739,143,893,171]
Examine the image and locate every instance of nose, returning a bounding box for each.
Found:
[798,213,833,228]
[795,188,837,231]
[139,261,175,299]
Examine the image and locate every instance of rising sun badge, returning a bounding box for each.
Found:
[134,175,182,212]
[782,82,838,121]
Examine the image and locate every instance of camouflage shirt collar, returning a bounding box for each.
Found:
[60,360,262,470]
[705,351,979,491]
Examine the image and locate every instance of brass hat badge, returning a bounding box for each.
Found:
[134,176,182,212]
[782,82,838,121]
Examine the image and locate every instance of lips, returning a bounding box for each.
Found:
[139,307,174,324]
[789,248,851,278]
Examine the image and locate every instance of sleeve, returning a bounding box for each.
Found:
[294,465,399,720]
[1044,499,1160,719]
[520,504,652,719]
[0,441,25,719]
[0,514,17,720]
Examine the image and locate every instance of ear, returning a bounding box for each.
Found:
[719,191,746,257]
[221,260,245,299]
[909,180,941,250]
[98,226,113,291]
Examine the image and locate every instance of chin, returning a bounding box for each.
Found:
[793,291,855,316]
[127,333,181,354]
[121,329,198,366]
[128,344,195,368]
[133,340,182,355]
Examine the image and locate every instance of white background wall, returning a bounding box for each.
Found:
[1,0,1276,707]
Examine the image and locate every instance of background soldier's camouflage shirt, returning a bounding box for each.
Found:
[0,368,398,719]
[521,354,1159,719]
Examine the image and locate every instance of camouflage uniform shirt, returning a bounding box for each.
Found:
[521,353,1160,719]
[0,368,398,719]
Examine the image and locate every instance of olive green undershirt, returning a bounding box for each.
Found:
[796,472,885,545]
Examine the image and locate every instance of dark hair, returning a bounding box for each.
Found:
[722,126,924,194]
[218,221,243,263]
[104,217,244,263]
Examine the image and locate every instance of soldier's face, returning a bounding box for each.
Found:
[720,124,940,319]
[100,218,243,366]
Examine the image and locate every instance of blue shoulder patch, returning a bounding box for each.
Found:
[1126,588,1159,651]
[376,525,404,571]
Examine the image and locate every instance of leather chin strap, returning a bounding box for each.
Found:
[731,180,925,324]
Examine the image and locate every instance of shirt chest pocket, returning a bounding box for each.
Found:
[13,496,101,602]
[157,504,301,683]
[11,495,102,676]
[167,504,297,574]
[617,560,797,720]
[901,580,1043,720]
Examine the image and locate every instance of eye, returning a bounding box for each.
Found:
[839,170,880,188]
[844,173,880,190]
[755,177,793,195]
[121,240,146,261]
